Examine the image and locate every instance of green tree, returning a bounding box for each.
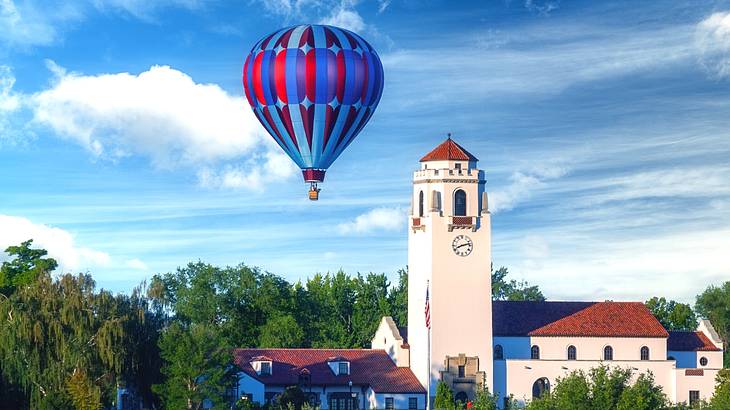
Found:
[153,322,235,410]
[709,369,730,409]
[259,315,304,347]
[353,273,392,347]
[646,297,698,331]
[388,268,408,327]
[0,271,160,408]
[0,239,58,296]
[434,381,456,410]
[615,373,667,410]
[589,366,631,410]
[471,384,498,410]
[491,266,545,302]
[275,386,308,410]
[695,282,730,367]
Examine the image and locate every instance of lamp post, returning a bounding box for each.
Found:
[348,380,356,410]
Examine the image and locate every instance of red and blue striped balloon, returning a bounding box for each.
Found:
[243,24,384,184]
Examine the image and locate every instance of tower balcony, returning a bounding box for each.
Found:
[411,217,425,231]
[448,216,476,231]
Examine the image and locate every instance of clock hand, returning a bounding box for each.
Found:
[456,243,470,249]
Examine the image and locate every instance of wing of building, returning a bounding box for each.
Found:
[232,138,724,410]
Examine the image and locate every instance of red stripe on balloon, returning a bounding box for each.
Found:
[260,108,286,146]
[243,54,254,106]
[253,52,266,105]
[275,28,293,48]
[280,105,299,150]
[275,49,288,104]
[336,51,345,103]
[300,104,314,149]
[305,50,317,103]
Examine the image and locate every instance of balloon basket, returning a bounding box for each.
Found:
[308,183,320,201]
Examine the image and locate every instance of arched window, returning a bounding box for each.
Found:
[454,189,467,216]
[567,345,577,361]
[494,344,503,360]
[418,191,424,217]
[532,378,550,399]
[531,345,540,360]
[603,346,613,361]
[700,357,708,366]
[640,346,649,361]
[455,392,469,404]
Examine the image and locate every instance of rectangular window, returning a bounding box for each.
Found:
[458,365,465,378]
[260,362,271,375]
[385,397,394,410]
[689,390,700,405]
[409,397,418,409]
[338,362,349,375]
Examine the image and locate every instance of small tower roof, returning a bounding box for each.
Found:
[420,137,478,162]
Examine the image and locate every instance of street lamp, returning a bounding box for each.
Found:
[348,381,357,410]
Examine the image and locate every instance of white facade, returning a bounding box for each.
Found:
[407,150,493,404]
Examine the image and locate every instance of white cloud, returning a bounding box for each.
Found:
[320,6,366,32]
[0,65,21,139]
[0,0,63,47]
[0,214,111,272]
[196,151,298,191]
[32,63,262,165]
[337,207,406,234]
[125,258,148,270]
[29,63,292,190]
[696,11,730,79]
[524,0,560,16]
[490,163,569,213]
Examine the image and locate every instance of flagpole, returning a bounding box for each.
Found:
[426,280,431,410]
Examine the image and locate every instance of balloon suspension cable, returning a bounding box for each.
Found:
[308,182,320,201]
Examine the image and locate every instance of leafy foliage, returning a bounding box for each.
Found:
[526,367,667,410]
[709,369,730,409]
[646,297,698,331]
[434,381,456,410]
[0,239,57,296]
[696,282,730,367]
[491,266,545,302]
[153,322,235,410]
[0,271,162,408]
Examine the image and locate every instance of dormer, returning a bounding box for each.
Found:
[250,355,273,376]
[327,356,350,375]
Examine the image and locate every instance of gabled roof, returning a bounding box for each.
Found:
[493,301,669,338]
[493,301,595,337]
[233,348,425,394]
[420,138,478,162]
[668,331,722,352]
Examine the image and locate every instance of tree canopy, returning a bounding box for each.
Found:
[646,297,698,331]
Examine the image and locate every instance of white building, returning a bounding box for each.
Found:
[233,138,723,409]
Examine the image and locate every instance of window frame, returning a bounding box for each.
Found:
[458,365,465,378]
[531,345,540,360]
[454,189,467,216]
[418,191,424,217]
[640,346,650,361]
[689,390,700,405]
[494,344,504,360]
[409,397,418,410]
[338,361,349,375]
[700,356,708,367]
[603,345,613,361]
[567,345,577,361]
[260,361,272,376]
[385,397,394,410]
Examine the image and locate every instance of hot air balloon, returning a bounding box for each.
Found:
[242,24,384,200]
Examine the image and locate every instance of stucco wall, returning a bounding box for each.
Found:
[675,368,720,404]
[236,372,265,404]
[529,336,667,361]
[371,317,410,367]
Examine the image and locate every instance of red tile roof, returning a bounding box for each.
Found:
[420,138,478,162]
[233,348,425,394]
[528,302,669,338]
[668,331,722,352]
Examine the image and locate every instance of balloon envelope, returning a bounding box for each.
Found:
[243,24,384,182]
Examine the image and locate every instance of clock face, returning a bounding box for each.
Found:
[452,235,473,257]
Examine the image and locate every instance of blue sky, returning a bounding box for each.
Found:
[1,0,729,303]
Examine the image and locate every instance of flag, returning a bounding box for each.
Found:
[425,284,431,329]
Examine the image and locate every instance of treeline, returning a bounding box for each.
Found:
[2,239,729,409]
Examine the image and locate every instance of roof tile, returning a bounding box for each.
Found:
[233,348,425,394]
[668,331,721,352]
[420,138,478,162]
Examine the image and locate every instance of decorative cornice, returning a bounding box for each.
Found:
[414,179,485,184]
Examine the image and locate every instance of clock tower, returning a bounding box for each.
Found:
[407,137,493,404]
